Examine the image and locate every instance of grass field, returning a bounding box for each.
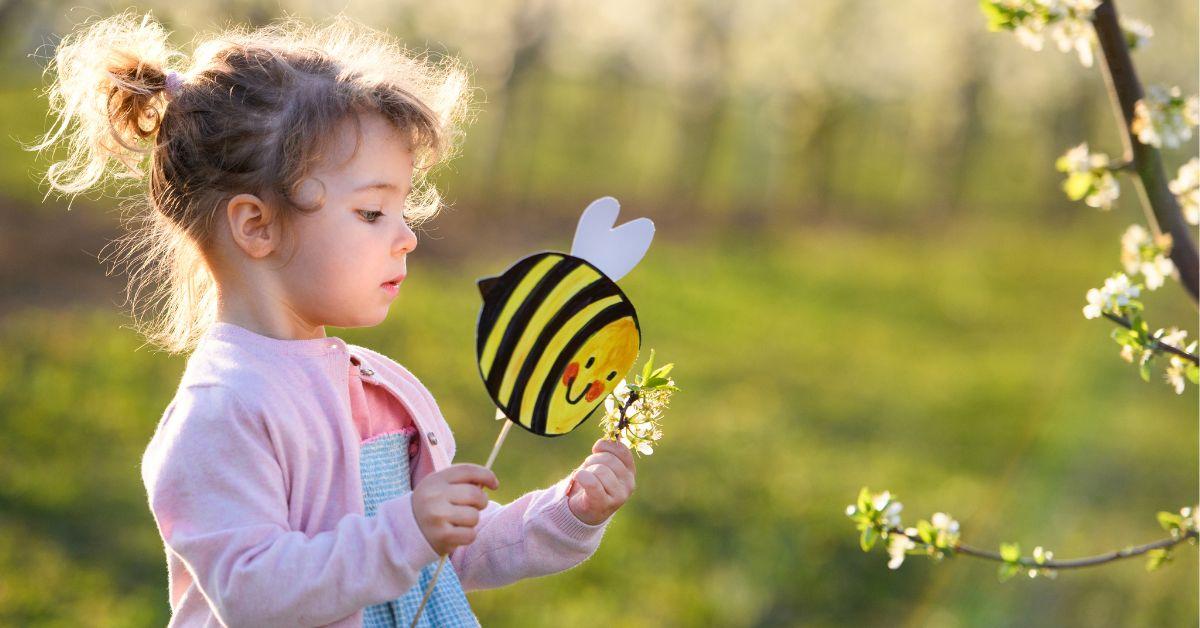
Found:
[1,211,1195,626]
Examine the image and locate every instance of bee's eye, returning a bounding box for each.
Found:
[357,209,384,223]
[585,356,595,368]
[606,371,616,381]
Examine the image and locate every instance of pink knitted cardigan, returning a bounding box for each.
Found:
[141,322,610,627]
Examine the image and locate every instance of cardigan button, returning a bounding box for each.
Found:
[358,366,375,377]
[427,431,439,446]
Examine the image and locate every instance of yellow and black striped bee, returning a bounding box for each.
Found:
[476,198,654,436]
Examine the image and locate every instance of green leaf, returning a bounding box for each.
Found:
[652,363,675,379]
[998,562,1021,582]
[1147,548,1172,571]
[1186,363,1199,385]
[1000,542,1020,563]
[1157,511,1184,532]
[1063,172,1094,201]
[860,527,879,552]
[643,376,669,388]
[917,520,934,545]
[857,487,872,514]
[1139,358,1152,382]
[640,349,657,383]
[1111,328,1138,346]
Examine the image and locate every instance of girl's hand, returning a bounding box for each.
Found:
[566,439,637,525]
[411,464,498,555]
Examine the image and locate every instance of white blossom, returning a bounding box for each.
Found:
[1132,86,1200,149]
[1083,273,1141,319]
[1140,256,1177,290]
[882,501,903,529]
[1156,331,1195,395]
[929,512,962,550]
[1165,359,1188,394]
[1168,157,1200,226]
[1120,16,1153,50]
[1050,17,1094,67]
[1056,143,1119,209]
[887,532,917,569]
[931,512,960,535]
[1086,172,1120,209]
[1062,142,1108,172]
[1120,224,1151,273]
[999,0,1098,66]
[1119,224,1176,290]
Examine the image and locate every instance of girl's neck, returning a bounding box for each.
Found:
[216,297,326,341]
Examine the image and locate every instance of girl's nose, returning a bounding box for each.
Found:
[394,221,418,256]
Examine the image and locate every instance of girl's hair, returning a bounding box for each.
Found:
[28,9,474,354]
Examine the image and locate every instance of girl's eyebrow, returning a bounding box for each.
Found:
[353,180,410,195]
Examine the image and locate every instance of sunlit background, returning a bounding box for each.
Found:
[1,1,1197,626]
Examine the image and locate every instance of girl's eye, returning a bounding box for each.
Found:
[357,209,384,223]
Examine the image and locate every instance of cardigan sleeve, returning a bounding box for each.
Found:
[141,384,440,627]
[448,473,612,591]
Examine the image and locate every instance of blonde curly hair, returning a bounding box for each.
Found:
[28,9,474,353]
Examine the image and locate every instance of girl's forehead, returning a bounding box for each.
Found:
[311,116,414,192]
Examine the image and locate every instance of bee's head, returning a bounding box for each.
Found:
[546,315,640,434]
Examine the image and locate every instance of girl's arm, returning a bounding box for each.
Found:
[448,474,612,590]
[142,384,439,627]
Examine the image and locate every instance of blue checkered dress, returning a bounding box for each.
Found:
[359,431,479,627]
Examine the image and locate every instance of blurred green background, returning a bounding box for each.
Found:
[1,0,1197,626]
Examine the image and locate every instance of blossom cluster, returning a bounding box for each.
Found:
[1082,272,1142,320]
[845,488,961,571]
[1148,505,1200,570]
[980,0,1102,67]
[1056,142,1119,209]
[1131,85,1200,150]
[1152,328,1200,394]
[998,543,1058,580]
[1168,157,1200,226]
[598,350,676,457]
[1119,225,1176,290]
[1119,16,1153,51]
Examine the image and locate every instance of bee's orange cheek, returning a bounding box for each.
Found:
[584,381,604,402]
[562,362,579,386]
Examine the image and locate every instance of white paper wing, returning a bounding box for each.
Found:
[569,197,655,282]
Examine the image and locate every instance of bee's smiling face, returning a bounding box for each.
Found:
[546,317,639,434]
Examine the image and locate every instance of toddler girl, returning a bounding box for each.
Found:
[32,11,637,627]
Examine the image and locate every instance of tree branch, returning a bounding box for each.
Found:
[1101,311,1200,364]
[1091,0,1199,302]
[887,526,1197,570]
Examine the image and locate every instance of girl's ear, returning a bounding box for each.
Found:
[225,193,281,259]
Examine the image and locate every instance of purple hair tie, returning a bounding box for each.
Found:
[164,70,183,99]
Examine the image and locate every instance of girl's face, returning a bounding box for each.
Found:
[276,113,418,330]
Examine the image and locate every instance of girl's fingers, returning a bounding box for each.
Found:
[593,438,635,473]
[571,467,611,501]
[446,484,489,509]
[580,452,635,488]
[447,505,481,528]
[587,462,627,502]
[442,464,500,490]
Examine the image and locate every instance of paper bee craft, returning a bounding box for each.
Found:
[475,197,655,436]
[414,197,656,625]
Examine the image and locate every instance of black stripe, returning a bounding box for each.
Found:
[506,279,618,423]
[486,255,582,402]
[476,254,547,358]
[529,302,637,435]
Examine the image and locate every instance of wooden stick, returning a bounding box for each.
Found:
[409,412,512,627]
